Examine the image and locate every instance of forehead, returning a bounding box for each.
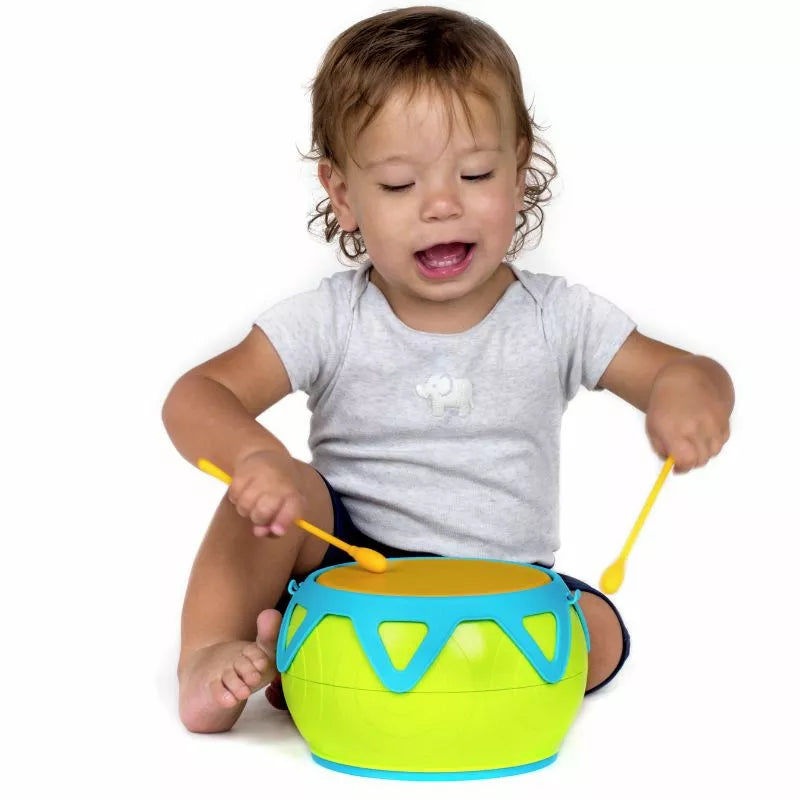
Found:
[352,82,514,169]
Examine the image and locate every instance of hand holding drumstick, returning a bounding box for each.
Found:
[197,457,388,574]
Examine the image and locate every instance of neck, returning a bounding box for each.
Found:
[369,263,517,334]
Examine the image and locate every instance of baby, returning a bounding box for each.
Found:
[162,7,734,734]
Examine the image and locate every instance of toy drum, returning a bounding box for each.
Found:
[276,557,590,780]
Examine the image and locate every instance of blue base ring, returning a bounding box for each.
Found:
[311,753,558,781]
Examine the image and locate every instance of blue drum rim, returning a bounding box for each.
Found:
[311,752,559,781]
[276,557,591,693]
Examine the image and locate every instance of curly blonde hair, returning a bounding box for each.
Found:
[300,6,557,264]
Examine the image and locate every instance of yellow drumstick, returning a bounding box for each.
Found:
[600,455,675,594]
[196,458,388,574]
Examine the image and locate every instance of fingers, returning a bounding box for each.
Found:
[248,491,305,537]
[671,439,702,473]
[225,470,307,538]
[647,417,731,473]
[270,494,306,536]
[649,434,669,461]
[249,491,285,534]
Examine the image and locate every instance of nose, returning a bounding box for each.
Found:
[420,180,463,222]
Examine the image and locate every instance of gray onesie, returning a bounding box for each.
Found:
[254,262,636,566]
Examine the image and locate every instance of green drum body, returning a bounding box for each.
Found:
[276,557,590,780]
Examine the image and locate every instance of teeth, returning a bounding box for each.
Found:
[418,244,471,268]
[424,254,463,267]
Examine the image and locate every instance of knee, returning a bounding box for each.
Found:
[579,593,625,692]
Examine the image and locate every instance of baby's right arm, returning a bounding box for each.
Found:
[161,326,308,536]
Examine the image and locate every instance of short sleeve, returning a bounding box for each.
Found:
[253,273,352,395]
[539,275,637,402]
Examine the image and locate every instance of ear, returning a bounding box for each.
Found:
[317,159,358,232]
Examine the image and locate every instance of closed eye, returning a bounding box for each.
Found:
[463,171,495,183]
[379,171,495,193]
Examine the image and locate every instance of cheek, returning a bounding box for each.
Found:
[356,204,405,254]
[366,196,413,230]
[476,188,518,232]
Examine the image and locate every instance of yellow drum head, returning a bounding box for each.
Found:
[316,557,551,596]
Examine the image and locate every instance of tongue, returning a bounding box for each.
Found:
[420,242,468,265]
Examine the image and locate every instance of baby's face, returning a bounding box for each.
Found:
[320,80,527,305]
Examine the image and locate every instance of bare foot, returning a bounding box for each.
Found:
[179,609,282,733]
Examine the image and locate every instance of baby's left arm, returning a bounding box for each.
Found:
[597,331,734,474]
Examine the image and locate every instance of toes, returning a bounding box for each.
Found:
[242,642,270,673]
[256,608,282,655]
[234,652,266,688]
[221,667,252,701]
[210,677,240,708]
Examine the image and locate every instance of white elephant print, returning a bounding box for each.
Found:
[416,374,474,417]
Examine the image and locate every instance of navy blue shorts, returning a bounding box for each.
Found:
[276,470,631,695]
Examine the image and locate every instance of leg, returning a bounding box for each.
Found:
[178,459,333,733]
[578,592,626,693]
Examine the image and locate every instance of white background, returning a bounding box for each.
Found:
[2,1,798,797]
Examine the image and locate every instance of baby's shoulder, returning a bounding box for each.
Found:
[269,265,365,315]
[511,267,573,308]
[306,264,368,310]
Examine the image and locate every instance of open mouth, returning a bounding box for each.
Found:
[414,242,476,278]
[414,242,475,269]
